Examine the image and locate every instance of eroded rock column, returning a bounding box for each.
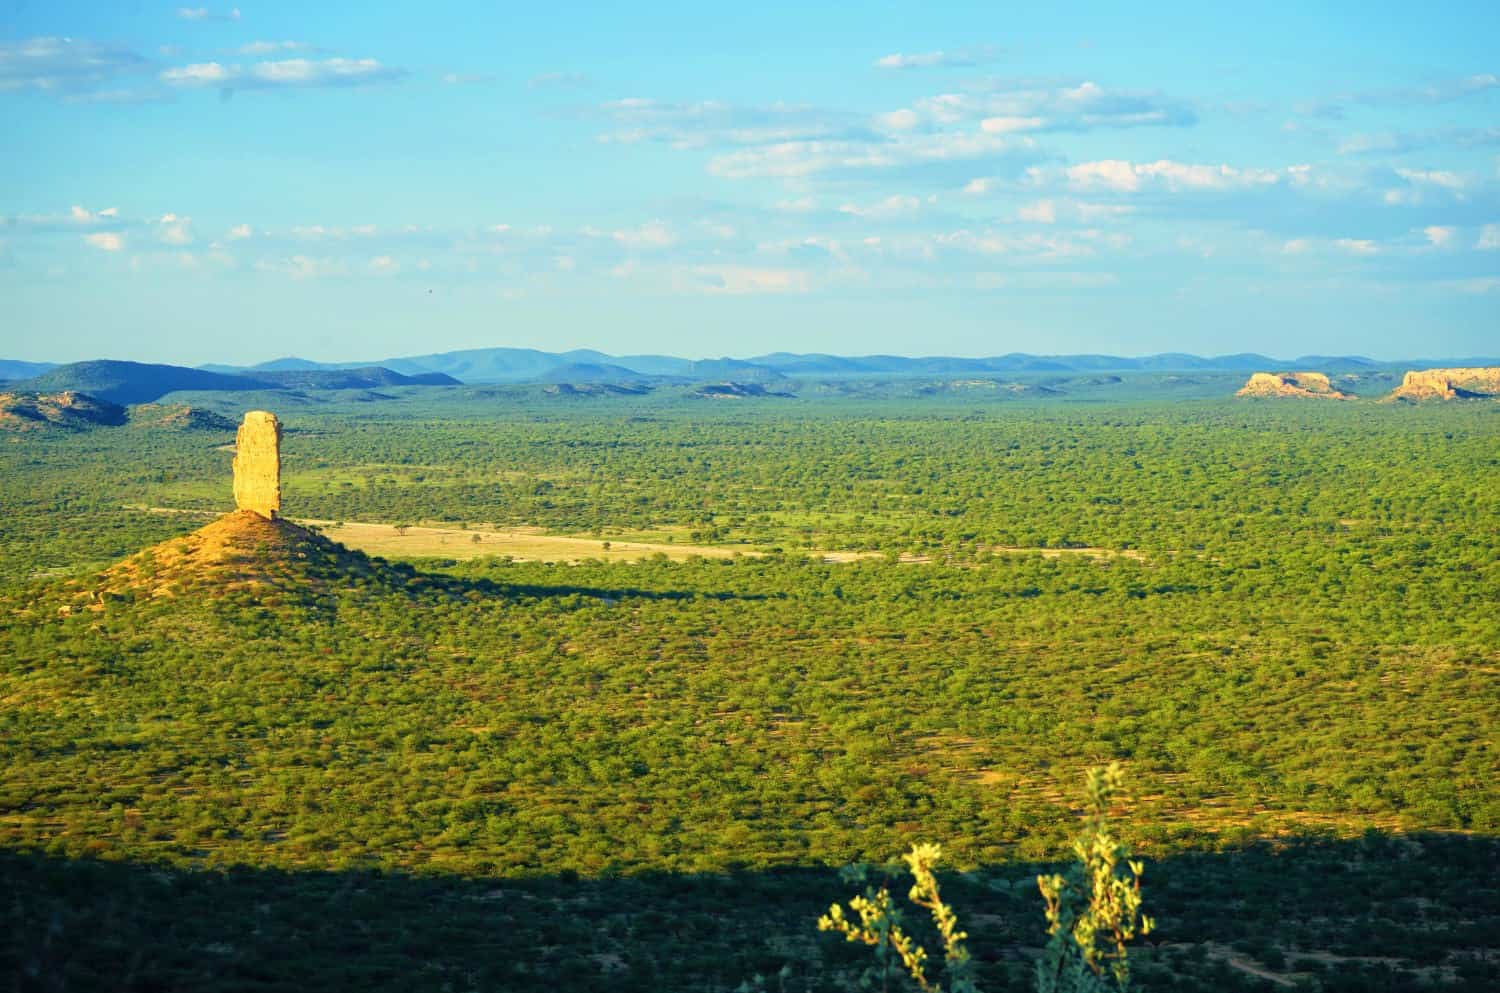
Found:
[233,411,282,519]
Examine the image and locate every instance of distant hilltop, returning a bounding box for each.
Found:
[3,360,459,406]
[1386,367,1500,402]
[1236,372,1351,400]
[0,390,239,433]
[0,390,127,431]
[1236,366,1500,402]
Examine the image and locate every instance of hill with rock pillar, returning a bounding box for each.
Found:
[92,511,383,600]
[80,410,399,602]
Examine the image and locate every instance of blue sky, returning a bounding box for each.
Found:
[1,1,1496,364]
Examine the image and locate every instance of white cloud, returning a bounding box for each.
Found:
[1449,277,1499,294]
[177,7,239,21]
[1423,225,1454,248]
[1046,159,1285,193]
[1335,238,1379,256]
[1282,238,1311,255]
[161,57,404,90]
[862,227,1128,262]
[610,220,676,249]
[874,48,999,71]
[255,255,343,279]
[159,213,193,245]
[980,116,1045,133]
[227,224,253,240]
[161,62,234,86]
[875,108,921,131]
[1363,73,1499,106]
[1074,201,1136,222]
[0,37,149,95]
[1058,160,1141,192]
[1478,224,1500,249]
[83,232,123,252]
[442,72,495,85]
[709,131,1036,179]
[1017,199,1056,223]
[1394,168,1464,190]
[962,177,995,196]
[238,41,313,56]
[251,58,400,86]
[596,98,855,147]
[369,255,399,274]
[889,80,1196,134]
[838,195,921,219]
[690,265,809,294]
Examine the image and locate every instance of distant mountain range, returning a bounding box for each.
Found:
[4,351,1498,402]
[6,360,459,405]
[189,347,1500,383]
[0,359,64,381]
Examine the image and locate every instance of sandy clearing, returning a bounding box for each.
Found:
[305,519,757,564]
[124,506,1145,565]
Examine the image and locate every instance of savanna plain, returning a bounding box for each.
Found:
[2,384,1497,991]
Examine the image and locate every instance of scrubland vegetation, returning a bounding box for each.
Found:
[1,389,1496,990]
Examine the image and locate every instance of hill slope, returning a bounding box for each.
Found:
[14,361,275,406]
[0,359,58,381]
[0,391,127,431]
[97,511,383,598]
[125,403,239,431]
[249,367,461,389]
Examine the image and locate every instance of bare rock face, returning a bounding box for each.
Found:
[1236,372,1349,399]
[233,411,282,519]
[1387,367,1500,402]
[0,390,127,431]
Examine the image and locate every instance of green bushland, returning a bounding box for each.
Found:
[1,389,1496,990]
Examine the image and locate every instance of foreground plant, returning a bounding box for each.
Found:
[818,842,977,993]
[818,764,1152,993]
[1035,763,1153,992]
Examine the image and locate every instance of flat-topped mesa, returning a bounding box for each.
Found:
[232,411,282,519]
[1387,367,1500,402]
[1236,371,1349,399]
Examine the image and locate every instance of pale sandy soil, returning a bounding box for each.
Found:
[124,506,1146,565]
[306,519,755,564]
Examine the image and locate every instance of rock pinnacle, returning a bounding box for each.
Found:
[233,410,282,519]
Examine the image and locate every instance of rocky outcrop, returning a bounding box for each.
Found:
[232,411,282,519]
[1386,368,1500,402]
[692,382,795,399]
[0,391,127,430]
[1236,372,1350,399]
[128,403,237,431]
